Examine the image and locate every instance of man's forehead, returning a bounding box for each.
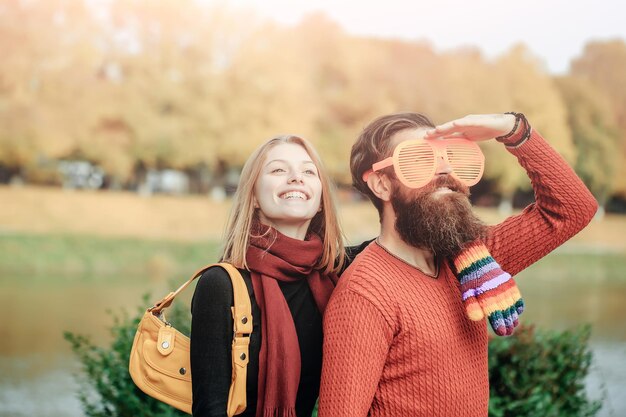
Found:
[389,127,429,148]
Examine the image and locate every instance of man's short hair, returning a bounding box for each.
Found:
[350,112,435,217]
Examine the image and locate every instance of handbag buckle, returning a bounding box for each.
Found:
[157,311,172,327]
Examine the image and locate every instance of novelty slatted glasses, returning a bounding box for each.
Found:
[363,139,485,188]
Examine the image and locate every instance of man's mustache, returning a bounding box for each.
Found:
[420,174,469,196]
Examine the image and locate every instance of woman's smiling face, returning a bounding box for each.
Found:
[253,143,322,233]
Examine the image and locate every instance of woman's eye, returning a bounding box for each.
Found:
[304,169,317,175]
[271,168,286,173]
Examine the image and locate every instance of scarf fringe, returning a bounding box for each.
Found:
[262,407,297,417]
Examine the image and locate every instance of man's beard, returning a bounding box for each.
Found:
[391,175,487,258]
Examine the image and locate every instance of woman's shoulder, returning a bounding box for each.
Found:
[191,264,253,315]
[195,264,250,293]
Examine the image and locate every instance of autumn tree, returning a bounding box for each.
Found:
[483,46,574,211]
[2,2,622,206]
[0,0,96,172]
[555,76,620,211]
[571,40,626,197]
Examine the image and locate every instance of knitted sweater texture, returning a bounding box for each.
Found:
[318,129,598,417]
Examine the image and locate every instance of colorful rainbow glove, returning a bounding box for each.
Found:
[452,241,525,336]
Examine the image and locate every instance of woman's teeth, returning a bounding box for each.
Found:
[281,191,307,200]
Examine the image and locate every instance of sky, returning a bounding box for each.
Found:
[217,0,626,74]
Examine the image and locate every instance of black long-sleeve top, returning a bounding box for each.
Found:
[190,267,323,417]
[189,242,371,417]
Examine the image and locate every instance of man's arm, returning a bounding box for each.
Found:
[318,286,393,417]
[485,126,598,275]
[425,113,598,275]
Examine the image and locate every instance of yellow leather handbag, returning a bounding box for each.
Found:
[129,263,252,416]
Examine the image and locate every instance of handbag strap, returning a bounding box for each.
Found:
[149,262,253,336]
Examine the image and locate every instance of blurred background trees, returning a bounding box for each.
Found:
[1,0,625,210]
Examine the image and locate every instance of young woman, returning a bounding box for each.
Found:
[190,135,345,417]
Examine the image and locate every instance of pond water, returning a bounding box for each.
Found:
[2,255,626,417]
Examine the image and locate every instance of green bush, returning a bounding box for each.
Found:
[488,324,602,417]
[64,295,190,417]
[66,302,602,417]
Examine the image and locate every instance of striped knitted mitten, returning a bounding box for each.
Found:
[451,241,525,336]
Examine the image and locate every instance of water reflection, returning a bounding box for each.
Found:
[0,356,83,417]
[517,279,626,341]
[2,280,178,357]
[1,277,192,417]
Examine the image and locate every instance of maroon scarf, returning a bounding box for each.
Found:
[246,223,336,417]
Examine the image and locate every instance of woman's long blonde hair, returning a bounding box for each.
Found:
[221,135,345,274]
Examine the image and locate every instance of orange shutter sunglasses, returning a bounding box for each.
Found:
[362,138,485,189]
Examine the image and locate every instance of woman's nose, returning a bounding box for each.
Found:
[288,172,304,184]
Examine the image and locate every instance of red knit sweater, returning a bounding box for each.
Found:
[319,129,598,417]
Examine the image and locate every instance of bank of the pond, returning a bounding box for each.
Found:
[0,233,221,283]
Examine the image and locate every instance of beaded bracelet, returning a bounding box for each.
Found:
[495,112,522,142]
[496,112,531,148]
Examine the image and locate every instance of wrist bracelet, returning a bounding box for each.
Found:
[496,112,522,142]
[505,115,532,148]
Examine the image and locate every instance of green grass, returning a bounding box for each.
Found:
[1,232,625,285]
[0,232,221,284]
[517,251,626,283]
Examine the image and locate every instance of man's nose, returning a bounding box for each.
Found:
[435,156,453,175]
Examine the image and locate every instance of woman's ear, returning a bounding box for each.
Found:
[253,197,259,209]
[367,173,393,202]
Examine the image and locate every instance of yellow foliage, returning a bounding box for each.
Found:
[0,2,623,201]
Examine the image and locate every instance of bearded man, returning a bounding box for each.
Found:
[318,112,598,417]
